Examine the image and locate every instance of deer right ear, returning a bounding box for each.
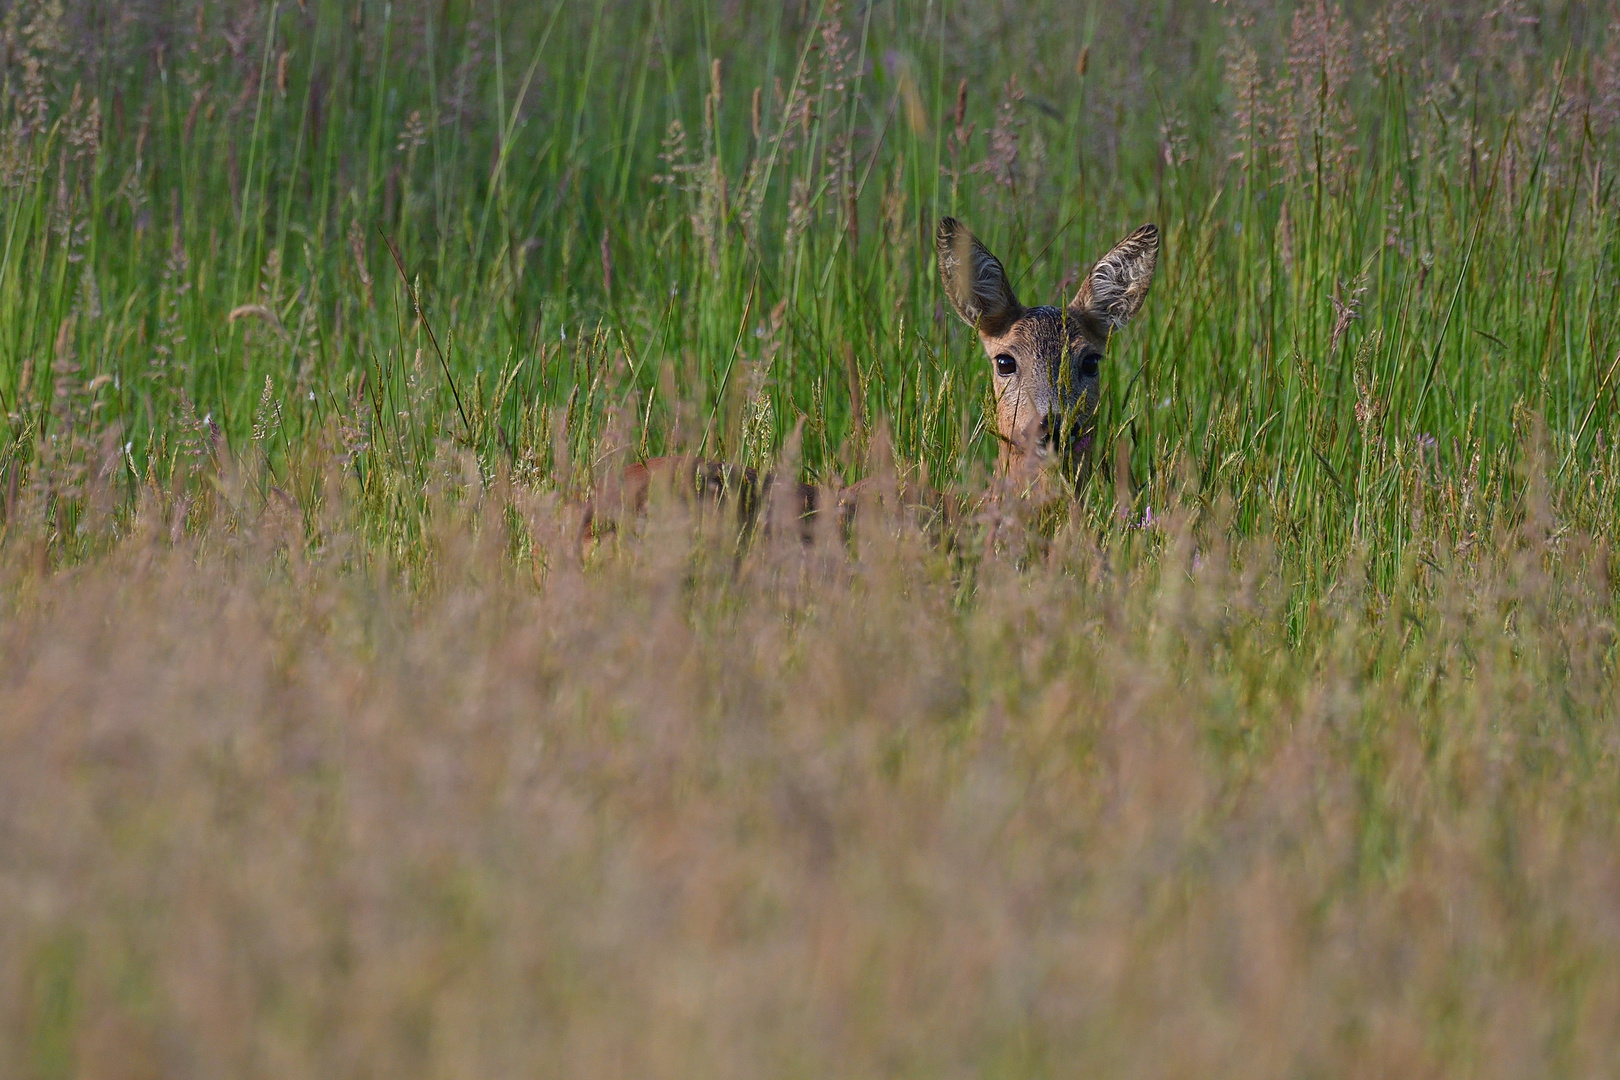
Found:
[1071,224,1159,330]
[936,217,1020,336]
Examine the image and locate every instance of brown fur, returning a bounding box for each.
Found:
[584,455,864,552]
[936,217,1159,483]
[585,454,964,556]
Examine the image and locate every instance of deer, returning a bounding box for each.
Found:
[591,218,1160,547]
[935,216,1159,486]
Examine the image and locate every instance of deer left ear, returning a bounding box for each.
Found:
[936,217,1020,337]
[1071,224,1159,330]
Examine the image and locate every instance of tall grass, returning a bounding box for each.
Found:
[0,0,1613,575]
[5,463,1620,1076]
[1,0,1619,1073]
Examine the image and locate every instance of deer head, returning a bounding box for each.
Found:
[937,217,1159,482]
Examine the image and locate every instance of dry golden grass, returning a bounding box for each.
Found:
[2,453,1618,1079]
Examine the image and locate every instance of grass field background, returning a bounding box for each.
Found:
[3,0,1620,1075]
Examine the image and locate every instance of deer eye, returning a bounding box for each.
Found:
[1079,351,1100,377]
[994,354,1018,377]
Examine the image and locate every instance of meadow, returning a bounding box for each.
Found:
[3,0,1620,1075]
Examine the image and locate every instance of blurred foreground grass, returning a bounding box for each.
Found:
[4,457,1620,1076]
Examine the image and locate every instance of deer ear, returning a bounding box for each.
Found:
[1071,224,1159,330]
[936,217,1020,336]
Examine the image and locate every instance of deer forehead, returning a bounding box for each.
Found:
[982,306,1107,363]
